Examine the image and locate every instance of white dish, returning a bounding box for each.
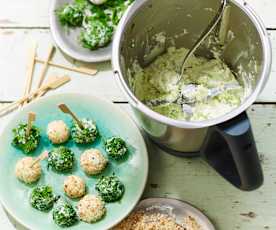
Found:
[49,0,112,62]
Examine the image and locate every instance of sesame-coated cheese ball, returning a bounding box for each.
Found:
[47,120,70,144]
[80,149,108,175]
[63,175,86,199]
[15,157,41,184]
[77,195,106,223]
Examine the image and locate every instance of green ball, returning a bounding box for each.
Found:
[71,118,98,144]
[105,137,127,160]
[96,175,125,202]
[12,123,40,154]
[30,185,55,212]
[48,146,74,172]
[53,198,78,227]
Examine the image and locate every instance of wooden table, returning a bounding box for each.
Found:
[0,0,275,229]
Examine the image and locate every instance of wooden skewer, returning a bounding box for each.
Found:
[58,104,84,129]
[37,45,55,88]
[30,151,48,168]
[22,41,37,106]
[35,58,98,75]
[26,112,36,136]
[0,76,71,115]
[36,75,58,99]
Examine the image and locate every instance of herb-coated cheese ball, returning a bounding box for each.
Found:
[71,118,98,144]
[63,175,86,199]
[77,194,106,223]
[30,185,55,211]
[80,149,108,175]
[95,174,125,202]
[15,157,41,184]
[53,198,78,227]
[48,146,74,172]
[47,120,70,144]
[105,137,128,160]
[12,123,40,154]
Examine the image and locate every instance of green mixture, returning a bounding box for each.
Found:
[48,146,75,172]
[105,137,128,160]
[130,47,246,121]
[52,198,78,227]
[71,118,98,144]
[96,174,125,202]
[57,0,134,50]
[30,185,56,212]
[12,123,40,154]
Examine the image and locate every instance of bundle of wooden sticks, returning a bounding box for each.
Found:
[0,41,98,116]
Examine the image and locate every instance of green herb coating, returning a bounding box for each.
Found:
[80,20,113,50]
[105,137,128,160]
[48,146,74,172]
[30,185,55,212]
[12,123,40,154]
[56,3,84,27]
[52,198,78,227]
[71,118,98,144]
[95,174,125,202]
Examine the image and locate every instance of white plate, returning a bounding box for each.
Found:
[49,0,112,62]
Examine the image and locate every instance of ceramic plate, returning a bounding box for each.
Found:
[135,198,215,230]
[0,93,148,230]
[49,0,112,62]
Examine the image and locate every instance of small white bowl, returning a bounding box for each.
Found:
[49,0,112,62]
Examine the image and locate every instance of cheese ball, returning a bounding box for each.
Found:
[105,137,128,160]
[53,198,78,227]
[48,146,75,172]
[80,149,108,175]
[47,120,70,144]
[63,175,86,199]
[71,118,98,144]
[12,123,40,154]
[77,195,106,223]
[15,157,41,184]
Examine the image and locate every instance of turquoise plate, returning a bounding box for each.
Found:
[0,93,148,230]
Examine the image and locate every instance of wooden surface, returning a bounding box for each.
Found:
[0,0,275,230]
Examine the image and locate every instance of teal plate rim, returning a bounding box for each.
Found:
[0,93,149,230]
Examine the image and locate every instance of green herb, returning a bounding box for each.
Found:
[95,174,125,202]
[48,146,74,172]
[105,137,127,160]
[56,0,134,50]
[53,198,78,227]
[12,123,40,154]
[80,20,113,50]
[30,185,56,212]
[71,118,98,144]
[56,3,84,27]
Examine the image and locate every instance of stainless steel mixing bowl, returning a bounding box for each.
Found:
[112,0,272,190]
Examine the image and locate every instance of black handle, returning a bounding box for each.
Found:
[200,112,263,191]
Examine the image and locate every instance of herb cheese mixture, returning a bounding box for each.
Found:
[130,47,246,121]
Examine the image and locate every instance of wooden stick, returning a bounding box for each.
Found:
[35,58,98,75]
[0,76,71,115]
[22,41,37,106]
[30,151,48,168]
[58,104,84,129]
[26,112,36,136]
[37,45,55,88]
[36,75,58,99]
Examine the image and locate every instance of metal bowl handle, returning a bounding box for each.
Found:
[200,112,263,191]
